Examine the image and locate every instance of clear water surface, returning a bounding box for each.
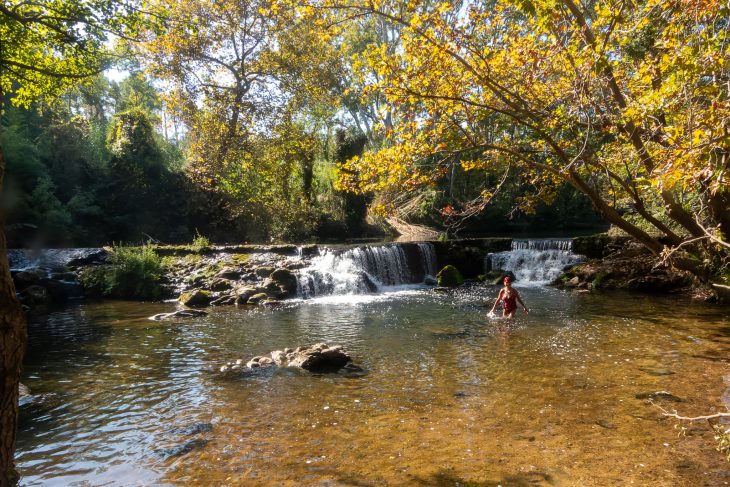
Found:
[18,286,730,486]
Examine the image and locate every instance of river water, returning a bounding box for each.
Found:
[17,285,730,486]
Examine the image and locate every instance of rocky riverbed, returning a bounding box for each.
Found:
[9,234,726,312]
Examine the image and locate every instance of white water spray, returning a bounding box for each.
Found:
[486,239,583,286]
[296,243,438,298]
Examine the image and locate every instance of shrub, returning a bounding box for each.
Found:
[81,245,163,299]
[191,232,211,252]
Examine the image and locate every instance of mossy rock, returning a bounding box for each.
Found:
[210,278,234,292]
[255,266,275,278]
[436,265,464,288]
[179,289,212,307]
[271,268,298,296]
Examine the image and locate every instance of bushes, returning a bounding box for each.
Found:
[81,245,163,299]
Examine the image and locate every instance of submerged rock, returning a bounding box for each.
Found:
[156,438,210,459]
[18,285,50,307]
[149,309,208,321]
[635,391,683,402]
[171,422,214,436]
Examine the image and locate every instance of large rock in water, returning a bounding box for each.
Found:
[287,344,351,372]
[436,265,464,287]
[217,343,352,375]
[270,268,298,296]
[178,289,212,307]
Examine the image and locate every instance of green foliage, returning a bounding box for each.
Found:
[591,272,608,289]
[190,232,211,252]
[0,0,151,107]
[81,245,163,300]
[107,108,163,182]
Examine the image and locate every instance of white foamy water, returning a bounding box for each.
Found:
[486,239,584,286]
[296,243,438,298]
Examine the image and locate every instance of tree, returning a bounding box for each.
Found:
[303,0,729,282]
[140,0,281,190]
[0,1,147,482]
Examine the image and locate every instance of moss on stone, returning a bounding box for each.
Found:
[436,265,464,287]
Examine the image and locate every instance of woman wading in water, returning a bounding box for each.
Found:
[489,276,529,318]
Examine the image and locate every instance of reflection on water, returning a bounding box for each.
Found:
[18,288,730,486]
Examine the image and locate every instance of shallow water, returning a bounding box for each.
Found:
[18,287,730,486]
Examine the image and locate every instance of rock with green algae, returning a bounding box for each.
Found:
[436,265,464,287]
[178,289,212,307]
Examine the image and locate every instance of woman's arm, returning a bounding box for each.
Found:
[490,289,504,312]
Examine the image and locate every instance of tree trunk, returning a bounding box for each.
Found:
[0,144,27,487]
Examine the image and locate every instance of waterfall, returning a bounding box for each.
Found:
[296,243,438,298]
[510,239,573,252]
[8,248,103,272]
[486,239,583,285]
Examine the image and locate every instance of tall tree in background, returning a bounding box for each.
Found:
[141,0,280,189]
[312,0,729,282]
[0,2,147,482]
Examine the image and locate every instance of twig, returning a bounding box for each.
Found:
[662,412,730,422]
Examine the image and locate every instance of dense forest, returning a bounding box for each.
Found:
[1,4,607,248]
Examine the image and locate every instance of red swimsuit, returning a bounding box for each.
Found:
[502,292,517,312]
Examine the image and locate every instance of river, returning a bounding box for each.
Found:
[15,242,730,486]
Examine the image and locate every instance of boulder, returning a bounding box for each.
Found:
[286,344,351,372]
[255,266,275,278]
[424,275,438,286]
[234,287,258,305]
[271,350,287,365]
[40,277,84,301]
[209,278,234,292]
[436,265,464,288]
[215,267,243,280]
[217,343,353,376]
[210,295,236,306]
[490,271,516,285]
[67,249,109,267]
[270,268,298,296]
[50,271,78,282]
[178,289,213,307]
[13,269,46,291]
[18,285,50,306]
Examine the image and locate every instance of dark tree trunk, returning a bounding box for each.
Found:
[0,144,27,486]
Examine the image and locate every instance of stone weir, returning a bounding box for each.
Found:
[169,238,517,305]
[9,235,622,310]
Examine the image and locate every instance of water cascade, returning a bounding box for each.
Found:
[296,243,438,297]
[8,248,103,272]
[486,239,584,285]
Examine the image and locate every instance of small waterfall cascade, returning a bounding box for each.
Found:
[8,248,103,272]
[297,243,438,298]
[486,239,583,285]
